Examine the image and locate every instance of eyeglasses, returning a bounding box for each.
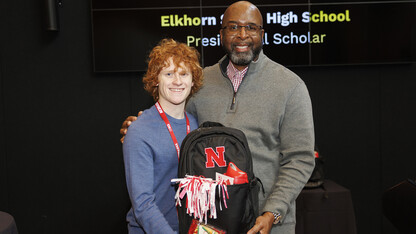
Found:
[221,23,263,35]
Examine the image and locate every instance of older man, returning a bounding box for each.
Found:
[121,1,315,233]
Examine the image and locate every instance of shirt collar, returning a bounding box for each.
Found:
[226,61,248,79]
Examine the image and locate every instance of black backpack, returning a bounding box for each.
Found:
[305,146,325,188]
[176,122,259,234]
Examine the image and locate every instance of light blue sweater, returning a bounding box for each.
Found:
[123,105,198,234]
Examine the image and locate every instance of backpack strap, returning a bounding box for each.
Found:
[200,121,224,128]
[254,177,265,197]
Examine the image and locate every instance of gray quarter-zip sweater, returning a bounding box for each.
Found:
[186,50,315,233]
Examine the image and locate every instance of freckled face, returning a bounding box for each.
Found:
[157,58,193,108]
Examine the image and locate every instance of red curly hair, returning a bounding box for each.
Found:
[143,38,203,101]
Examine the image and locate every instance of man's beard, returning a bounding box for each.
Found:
[223,43,262,66]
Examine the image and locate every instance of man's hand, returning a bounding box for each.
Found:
[247,212,274,234]
[120,111,142,143]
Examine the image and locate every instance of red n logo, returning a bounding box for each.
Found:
[205,146,227,168]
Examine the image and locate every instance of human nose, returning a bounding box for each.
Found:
[172,74,182,85]
[237,26,249,38]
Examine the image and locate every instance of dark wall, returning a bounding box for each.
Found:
[298,64,416,233]
[0,0,415,234]
[0,0,151,233]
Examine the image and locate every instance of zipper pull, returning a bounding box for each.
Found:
[230,92,236,110]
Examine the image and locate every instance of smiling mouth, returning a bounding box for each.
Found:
[234,44,251,52]
[170,88,184,92]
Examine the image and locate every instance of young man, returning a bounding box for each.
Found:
[123,39,203,233]
[121,2,315,233]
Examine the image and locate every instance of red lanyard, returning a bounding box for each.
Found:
[155,102,190,159]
